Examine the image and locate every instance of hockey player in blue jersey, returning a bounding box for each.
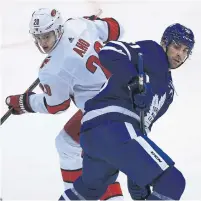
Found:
[59,23,195,200]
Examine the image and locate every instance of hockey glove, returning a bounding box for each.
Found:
[128,179,151,200]
[83,15,101,21]
[128,77,153,111]
[5,92,35,115]
[133,84,153,111]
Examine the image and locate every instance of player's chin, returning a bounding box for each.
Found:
[170,65,178,69]
[170,61,180,69]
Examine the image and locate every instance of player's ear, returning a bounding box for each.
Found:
[160,40,166,52]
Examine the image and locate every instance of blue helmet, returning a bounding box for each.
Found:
[161,23,195,54]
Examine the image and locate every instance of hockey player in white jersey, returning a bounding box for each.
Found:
[5,8,124,200]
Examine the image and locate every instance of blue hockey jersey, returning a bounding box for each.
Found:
[81,40,175,133]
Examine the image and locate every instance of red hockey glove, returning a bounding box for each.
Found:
[5,92,35,115]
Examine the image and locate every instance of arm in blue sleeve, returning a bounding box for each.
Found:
[135,40,169,77]
[99,41,138,83]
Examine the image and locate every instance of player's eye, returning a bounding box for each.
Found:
[44,35,50,39]
[35,35,40,40]
[183,48,189,53]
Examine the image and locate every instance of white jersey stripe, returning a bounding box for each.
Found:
[101,46,127,56]
[81,105,140,124]
[109,41,131,61]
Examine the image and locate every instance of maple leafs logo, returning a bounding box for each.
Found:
[144,93,167,133]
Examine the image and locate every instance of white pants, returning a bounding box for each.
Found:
[55,128,82,190]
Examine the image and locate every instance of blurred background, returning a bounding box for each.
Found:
[0,0,201,200]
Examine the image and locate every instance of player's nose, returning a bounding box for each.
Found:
[39,38,48,46]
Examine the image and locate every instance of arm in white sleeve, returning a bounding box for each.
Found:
[29,71,71,114]
[92,17,124,43]
[29,93,48,113]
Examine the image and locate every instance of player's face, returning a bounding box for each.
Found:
[34,31,56,53]
[166,41,189,69]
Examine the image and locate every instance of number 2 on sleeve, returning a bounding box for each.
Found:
[86,41,111,79]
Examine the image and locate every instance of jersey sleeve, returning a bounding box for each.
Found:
[99,40,169,83]
[135,40,169,76]
[99,41,138,83]
[92,18,124,43]
[29,71,71,114]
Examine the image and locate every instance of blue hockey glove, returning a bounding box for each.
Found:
[128,77,153,111]
[133,84,153,111]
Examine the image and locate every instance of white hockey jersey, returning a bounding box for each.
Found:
[29,17,123,114]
